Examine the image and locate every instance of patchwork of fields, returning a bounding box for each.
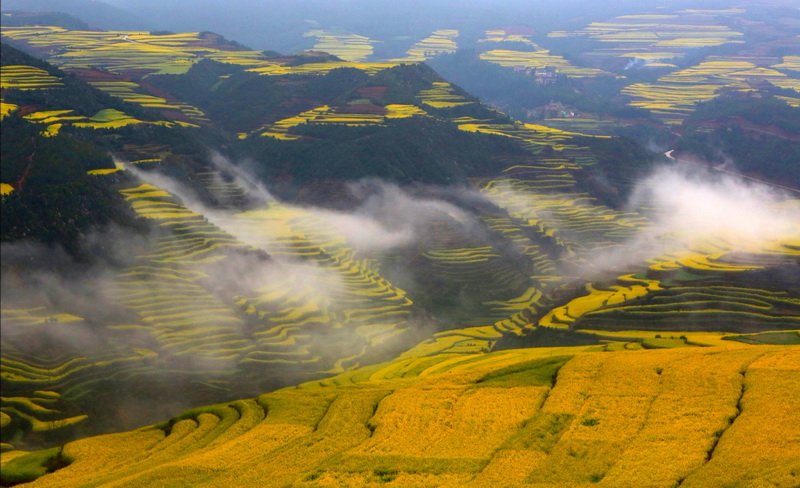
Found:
[2,8,799,486]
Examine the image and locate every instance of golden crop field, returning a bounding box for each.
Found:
[0,65,63,90]
[6,345,798,487]
[0,33,209,121]
[86,80,208,123]
[417,81,474,108]
[773,56,800,72]
[621,59,800,123]
[258,104,427,139]
[246,60,400,77]
[3,63,193,135]
[550,15,744,49]
[480,30,536,46]
[545,8,757,77]
[480,49,609,78]
[304,30,376,62]
[0,27,274,76]
[394,29,460,62]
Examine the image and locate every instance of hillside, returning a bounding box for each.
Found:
[2,344,798,487]
[1,9,799,487]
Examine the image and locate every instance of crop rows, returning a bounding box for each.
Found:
[421,246,530,327]
[258,104,427,139]
[455,118,611,153]
[479,49,609,78]
[395,29,460,62]
[0,309,163,449]
[539,275,663,329]
[85,79,207,123]
[193,172,248,207]
[0,65,63,90]
[416,81,473,108]
[482,182,647,258]
[114,184,259,364]
[0,27,273,76]
[574,282,800,332]
[304,30,376,62]
[549,13,745,52]
[246,60,399,77]
[16,346,797,487]
[622,58,800,123]
[479,30,537,46]
[226,204,414,373]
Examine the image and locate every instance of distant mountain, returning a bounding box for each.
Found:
[0,0,150,31]
[1,11,91,30]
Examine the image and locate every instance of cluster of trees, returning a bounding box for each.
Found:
[677,91,800,187]
[239,115,528,197]
[0,115,143,257]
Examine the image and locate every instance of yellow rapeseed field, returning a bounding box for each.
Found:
[10,346,797,487]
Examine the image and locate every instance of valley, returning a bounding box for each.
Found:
[0,1,798,486]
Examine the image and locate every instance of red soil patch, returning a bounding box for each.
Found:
[355,85,388,99]
[67,69,134,83]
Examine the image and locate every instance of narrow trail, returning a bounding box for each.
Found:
[664,149,800,195]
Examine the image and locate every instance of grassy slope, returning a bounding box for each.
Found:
[3,344,798,488]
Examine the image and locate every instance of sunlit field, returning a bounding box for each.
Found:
[622,59,800,123]
[480,49,609,78]
[257,104,428,140]
[304,30,376,62]
[394,29,459,62]
[0,65,63,89]
[479,29,537,47]
[549,10,745,58]
[4,346,797,487]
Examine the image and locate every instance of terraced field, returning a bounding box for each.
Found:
[304,30,376,62]
[417,82,474,108]
[0,27,269,76]
[622,59,800,123]
[539,7,800,124]
[0,62,193,134]
[81,76,208,124]
[479,49,609,78]
[479,29,537,47]
[549,10,746,60]
[3,17,800,485]
[536,223,800,333]
[395,29,460,62]
[245,60,399,77]
[5,345,797,487]
[0,177,419,451]
[257,104,428,140]
[0,65,63,90]
[0,307,166,449]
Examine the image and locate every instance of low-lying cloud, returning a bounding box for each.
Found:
[630,163,799,248]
